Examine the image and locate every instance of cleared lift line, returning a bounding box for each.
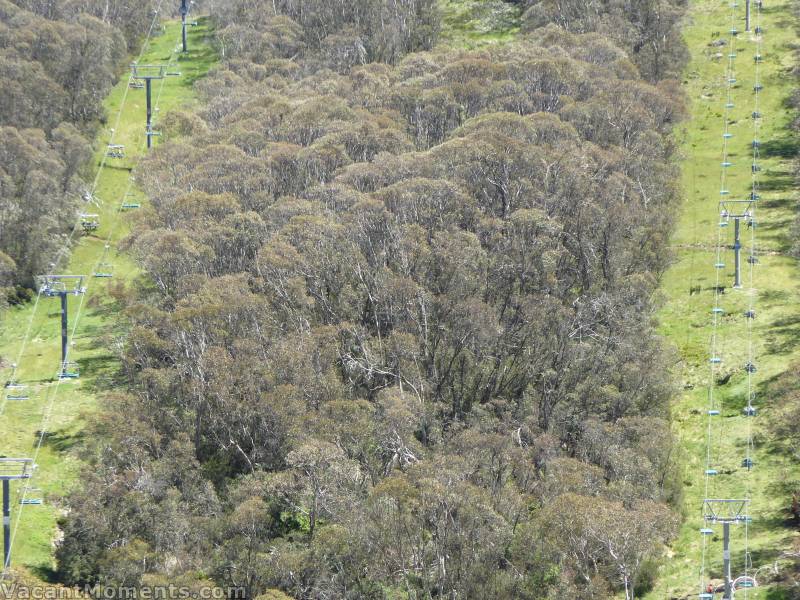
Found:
[0,1,193,574]
[699,1,764,598]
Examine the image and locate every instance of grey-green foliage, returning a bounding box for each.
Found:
[57,4,687,600]
[0,124,91,287]
[522,0,690,81]
[9,0,156,51]
[0,0,149,296]
[208,0,440,67]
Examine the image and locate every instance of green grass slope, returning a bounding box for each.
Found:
[438,0,522,47]
[0,18,216,578]
[648,1,799,598]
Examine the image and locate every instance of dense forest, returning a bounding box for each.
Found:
[0,0,155,302]
[52,1,692,598]
[792,26,800,258]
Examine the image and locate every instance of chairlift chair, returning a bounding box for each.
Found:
[129,80,144,90]
[741,458,754,469]
[80,214,99,232]
[742,405,757,416]
[5,382,29,401]
[106,144,125,159]
[93,262,114,278]
[733,576,757,590]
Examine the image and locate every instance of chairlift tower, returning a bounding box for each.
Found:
[38,275,86,378]
[701,499,752,600]
[0,459,33,571]
[719,199,756,288]
[130,64,166,149]
[180,0,189,52]
[746,0,751,32]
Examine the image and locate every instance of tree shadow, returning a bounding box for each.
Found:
[74,355,120,392]
[98,163,134,173]
[29,564,60,584]
[758,197,789,210]
[38,428,85,453]
[764,313,800,355]
[758,170,794,192]
[759,288,790,303]
[759,137,800,160]
[752,218,795,253]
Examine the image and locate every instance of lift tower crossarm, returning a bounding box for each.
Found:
[702,499,752,600]
[130,64,166,149]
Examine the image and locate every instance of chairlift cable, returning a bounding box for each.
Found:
[0,0,173,577]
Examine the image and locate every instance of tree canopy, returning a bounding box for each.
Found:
[0,0,155,297]
[56,1,688,598]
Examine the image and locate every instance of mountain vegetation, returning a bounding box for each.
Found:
[51,1,693,598]
[0,0,155,301]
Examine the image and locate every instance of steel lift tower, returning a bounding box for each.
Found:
[180,0,189,52]
[39,275,86,378]
[0,459,33,571]
[719,199,756,289]
[746,0,751,32]
[699,499,756,599]
[130,64,166,149]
